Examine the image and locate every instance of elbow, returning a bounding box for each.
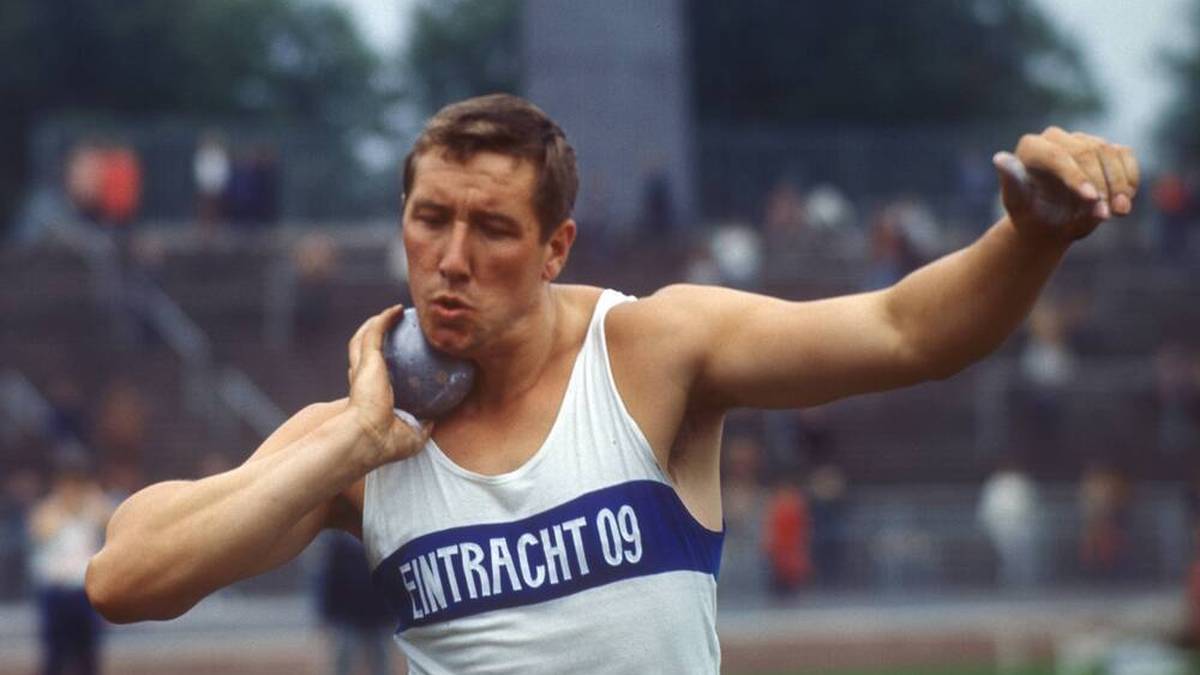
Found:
[85,549,190,624]
[85,551,133,623]
[903,341,976,384]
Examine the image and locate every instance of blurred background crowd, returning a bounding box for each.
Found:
[2,1,1200,673]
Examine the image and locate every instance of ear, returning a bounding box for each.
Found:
[541,219,577,281]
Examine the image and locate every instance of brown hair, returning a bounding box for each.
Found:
[402,94,578,241]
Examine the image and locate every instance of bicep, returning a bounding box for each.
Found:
[683,286,924,409]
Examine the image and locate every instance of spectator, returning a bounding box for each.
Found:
[249,145,280,225]
[0,465,42,601]
[977,459,1040,589]
[1152,168,1195,261]
[1078,462,1132,581]
[862,204,920,290]
[762,177,808,251]
[1187,541,1200,649]
[762,469,812,598]
[64,142,105,224]
[97,143,142,229]
[709,223,763,289]
[1018,299,1077,454]
[194,132,231,232]
[91,378,149,470]
[293,233,341,334]
[801,181,859,241]
[28,448,114,675]
[956,149,997,232]
[807,462,848,588]
[719,435,767,599]
[637,162,675,239]
[316,532,394,675]
[227,144,281,227]
[1155,340,1199,456]
[45,376,86,444]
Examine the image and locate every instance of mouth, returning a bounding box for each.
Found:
[429,294,473,320]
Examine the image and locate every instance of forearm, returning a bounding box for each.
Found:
[86,410,373,621]
[884,216,1069,378]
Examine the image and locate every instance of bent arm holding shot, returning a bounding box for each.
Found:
[85,404,365,622]
[86,305,427,623]
[641,128,1140,411]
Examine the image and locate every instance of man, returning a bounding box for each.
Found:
[85,94,1139,672]
[32,448,114,675]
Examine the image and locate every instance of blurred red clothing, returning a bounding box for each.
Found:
[99,147,142,225]
[1189,556,1200,644]
[763,485,812,591]
[1153,173,1190,215]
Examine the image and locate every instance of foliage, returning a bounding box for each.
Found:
[0,0,386,230]
[689,0,1102,126]
[1157,1,1200,163]
[396,0,1099,125]
[402,0,522,116]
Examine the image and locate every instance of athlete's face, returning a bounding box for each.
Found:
[403,150,574,356]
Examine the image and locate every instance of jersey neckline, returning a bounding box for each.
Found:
[423,290,611,485]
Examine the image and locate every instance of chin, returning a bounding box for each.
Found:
[424,323,476,357]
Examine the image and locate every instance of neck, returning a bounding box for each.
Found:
[468,285,562,409]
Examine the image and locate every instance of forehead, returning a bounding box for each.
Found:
[409,150,538,209]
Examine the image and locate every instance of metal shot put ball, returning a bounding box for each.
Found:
[383,308,476,420]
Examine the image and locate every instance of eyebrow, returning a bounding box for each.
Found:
[470,209,520,231]
[408,199,521,231]
[409,199,451,216]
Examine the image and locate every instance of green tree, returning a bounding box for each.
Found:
[402,0,522,116]
[397,0,1098,125]
[689,0,1101,126]
[1158,1,1200,163]
[0,0,386,231]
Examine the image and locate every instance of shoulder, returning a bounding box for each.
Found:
[607,284,725,353]
[602,284,735,405]
[552,283,605,313]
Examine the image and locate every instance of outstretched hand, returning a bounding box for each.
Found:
[346,304,433,465]
[994,127,1140,243]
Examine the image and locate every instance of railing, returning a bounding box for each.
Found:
[40,219,288,443]
[135,274,216,419]
[718,483,1194,603]
[0,369,90,456]
[217,368,286,440]
[0,370,52,444]
[136,277,288,443]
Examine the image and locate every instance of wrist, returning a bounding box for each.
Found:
[327,408,389,475]
[1001,215,1073,256]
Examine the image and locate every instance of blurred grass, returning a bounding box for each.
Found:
[740,666,1055,675]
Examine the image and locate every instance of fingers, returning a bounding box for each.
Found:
[1017,128,1140,221]
[347,318,369,375]
[1016,133,1099,203]
[347,304,404,385]
[1118,145,1141,205]
[358,304,405,373]
[1073,132,1137,217]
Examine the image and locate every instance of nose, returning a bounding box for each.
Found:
[437,221,471,283]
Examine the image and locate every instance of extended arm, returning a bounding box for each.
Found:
[641,128,1139,410]
[85,304,428,623]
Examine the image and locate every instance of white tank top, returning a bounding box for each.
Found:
[363,289,724,674]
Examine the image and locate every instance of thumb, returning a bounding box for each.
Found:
[993,151,1033,212]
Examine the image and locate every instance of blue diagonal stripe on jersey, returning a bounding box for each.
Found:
[371,479,723,631]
